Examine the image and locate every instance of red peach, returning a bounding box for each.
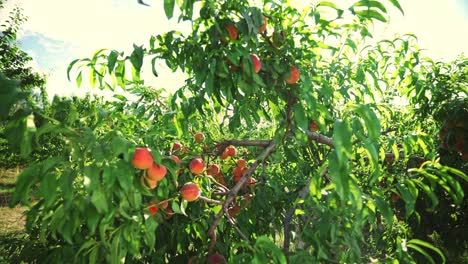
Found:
[226,24,238,41]
[132,147,153,169]
[226,145,237,156]
[258,16,268,33]
[250,54,261,73]
[236,159,246,168]
[148,201,158,216]
[170,155,180,165]
[194,132,205,143]
[189,158,205,174]
[180,182,201,202]
[207,164,220,176]
[147,163,167,181]
[285,66,300,84]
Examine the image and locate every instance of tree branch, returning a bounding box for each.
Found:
[207,141,276,253]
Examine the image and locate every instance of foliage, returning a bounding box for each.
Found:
[3,0,468,263]
[0,0,48,167]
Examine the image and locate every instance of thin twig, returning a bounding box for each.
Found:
[283,167,328,254]
[198,196,224,205]
[225,209,250,242]
[207,141,276,253]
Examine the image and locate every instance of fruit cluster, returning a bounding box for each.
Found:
[131,132,257,223]
[219,12,301,85]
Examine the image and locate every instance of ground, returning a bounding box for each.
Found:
[0,167,26,263]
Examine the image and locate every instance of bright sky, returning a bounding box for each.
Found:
[2,0,468,98]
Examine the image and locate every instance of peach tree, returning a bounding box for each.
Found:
[3,0,467,263]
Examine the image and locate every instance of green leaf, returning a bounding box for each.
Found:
[387,0,404,15]
[0,72,26,120]
[130,44,144,72]
[293,103,308,131]
[67,59,80,81]
[76,71,83,87]
[164,0,175,19]
[374,195,393,225]
[353,1,387,13]
[107,50,119,73]
[151,57,159,77]
[91,189,109,214]
[317,1,339,9]
[408,239,445,264]
[355,10,387,22]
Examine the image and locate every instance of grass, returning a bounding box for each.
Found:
[0,167,26,236]
[0,167,27,263]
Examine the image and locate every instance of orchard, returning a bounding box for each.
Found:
[1,0,467,263]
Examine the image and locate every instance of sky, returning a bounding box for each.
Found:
[2,0,468,98]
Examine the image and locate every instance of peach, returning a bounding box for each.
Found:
[180,182,201,202]
[309,121,319,132]
[164,208,174,220]
[207,253,227,264]
[132,147,153,169]
[147,163,167,181]
[172,142,183,152]
[233,166,243,178]
[226,24,238,41]
[228,203,241,218]
[285,66,300,84]
[246,177,257,186]
[189,158,205,174]
[250,54,261,73]
[220,151,230,160]
[207,164,220,176]
[258,16,268,33]
[226,145,237,156]
[141,175,158,189]
[148,201,158,216]
[236,159,246,168]
[170,155,180,165]
[194,132,205,143]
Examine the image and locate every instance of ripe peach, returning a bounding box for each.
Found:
[189,158,205,174]
[172,142,183,152]
[148,201,158,216]
[147,163,167,181]
[236,159,246,168]
[246,177,257,186]
[180,182,201,202]
[226,145,237,156]
[141,175,158,189]
[194,132,205,143]
[250,54,261,73]
[228,203,241,218]
[258,16,268,33]
[309,121,319,132]
[233,166,243,178]
[285,66,300,84]
[164,208,174,220]
[207,253,227,264]
[207,164,220,176]
[220,151,230,160]
[225,24,238,41]
[170,155,180,165]
[132,147,154,169]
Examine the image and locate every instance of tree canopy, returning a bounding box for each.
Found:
[2,0,467,263]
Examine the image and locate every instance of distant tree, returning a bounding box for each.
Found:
[0,0,48,167]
